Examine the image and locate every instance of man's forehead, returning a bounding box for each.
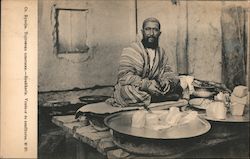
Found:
[143,21,160,28]
[142,17,161,29]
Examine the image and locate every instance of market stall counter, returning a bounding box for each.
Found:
[52,99,249,158]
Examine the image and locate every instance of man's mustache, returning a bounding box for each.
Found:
[146,36,156,41]
[146,36,155,39]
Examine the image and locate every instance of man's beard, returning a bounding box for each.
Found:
[141,37,159,49]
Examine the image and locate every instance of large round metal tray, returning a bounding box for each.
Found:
[104,110,211,139]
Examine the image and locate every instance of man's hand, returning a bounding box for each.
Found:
[147,80,162,95]
[157,79,170,94]
[161,82,170,94]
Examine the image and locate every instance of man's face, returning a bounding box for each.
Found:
[141,21,161,48]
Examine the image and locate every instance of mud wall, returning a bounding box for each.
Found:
[38,0,135,91]
[39,0,248,92]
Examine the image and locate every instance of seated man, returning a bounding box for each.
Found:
[106,17,183,107]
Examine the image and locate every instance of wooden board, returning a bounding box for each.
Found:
[52,115,78,126]
[97,137,117,155]
[106,149,130,159]
[52,114,249,158]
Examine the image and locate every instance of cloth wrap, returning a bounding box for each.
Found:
[106,39,181,107]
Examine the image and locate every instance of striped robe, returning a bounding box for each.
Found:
[107,40,179,107]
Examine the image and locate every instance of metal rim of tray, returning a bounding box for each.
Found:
[199,113,250,123]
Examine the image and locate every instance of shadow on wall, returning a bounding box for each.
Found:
[221,6,247,90]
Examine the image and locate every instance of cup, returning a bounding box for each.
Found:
[179,76,188,90]
[186,76,195,94]
[230,102,245,116]
[206,101,227,119]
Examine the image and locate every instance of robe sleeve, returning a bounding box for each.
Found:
[109,47,152,107]
[157,49,180,93]
[117,48,151,91]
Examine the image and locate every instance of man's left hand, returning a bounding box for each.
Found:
[161,81,170,94]
[147,80,162,95]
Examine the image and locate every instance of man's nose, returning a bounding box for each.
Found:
[149,29,154,35]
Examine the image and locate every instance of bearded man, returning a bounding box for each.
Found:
[107,17,183,107]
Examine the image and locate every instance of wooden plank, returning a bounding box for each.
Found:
[148,99,188,110]
[52,115,88,127]
[52,116,64,127]
[107,149,130,159]
[97,137,117,155]
[52,115,130,157]
[52,115,77,125]
[63,122,82,135]
[75,126,111,148]
[75,125,98,136]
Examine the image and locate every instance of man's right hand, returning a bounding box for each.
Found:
[147,80,162,95]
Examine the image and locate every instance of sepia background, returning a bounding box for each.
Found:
[37,0,249,159]
[1,0,37,158]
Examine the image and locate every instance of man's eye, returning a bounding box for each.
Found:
[144,28,159,32]
[153,28,159,32]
